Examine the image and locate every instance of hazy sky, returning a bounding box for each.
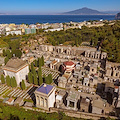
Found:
[0,0,120,15]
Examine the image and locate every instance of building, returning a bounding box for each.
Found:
[6,30,22,36]
[66,90,80,111]
[25,28,36,34]
[62,61,75,74]
[3,58,29,86]
[58,76,67,88]
[35,83,56,110]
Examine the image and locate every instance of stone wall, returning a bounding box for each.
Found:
[50,107,117,120]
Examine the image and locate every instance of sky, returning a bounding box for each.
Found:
[0,0,120,15]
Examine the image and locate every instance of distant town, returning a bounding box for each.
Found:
[0,19,120,120]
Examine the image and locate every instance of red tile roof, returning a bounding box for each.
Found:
[63,61,74,66]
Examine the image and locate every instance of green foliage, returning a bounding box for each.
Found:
[6,75,11,86]
[34,59,38,67]
[39,75,43,85]
[45,74,53,84]
[41,56,44,66]
[38,57,42,67]
[11,77,17,88]
[21,80,26,90]
[33,73,38,85]
[4,57,9,65]
[0,102,84,120]
[3,49,6,56]
[28,72,33,83]
[45,21,120,63]
[1,75,5,84]
[9,40,20,50]
[38,66,43,85]
[11,49,22,58]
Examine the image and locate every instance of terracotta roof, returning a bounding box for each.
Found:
[63,61,75,66]
[7,98,14,103]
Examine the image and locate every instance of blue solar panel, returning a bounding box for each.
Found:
[37,84,53,94]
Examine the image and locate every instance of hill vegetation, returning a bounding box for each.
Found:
[46,21,120,63]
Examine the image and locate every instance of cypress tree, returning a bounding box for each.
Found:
[39,75,43,85]
[38,66,42,76]
[31,63,34,73]
[38,58,42,67]
[28,72,33,83]
[33,73,38,85]
[41,56,44,66]
[6,75,11,86]
[21,80,26,90]
[10,77,14,88]
[12,77,17,87]
[35,59,38,67]
[1,75,5,84]
[48,74,53,84]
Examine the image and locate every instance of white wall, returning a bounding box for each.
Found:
[4,65,29,85]
[48,89,55,108]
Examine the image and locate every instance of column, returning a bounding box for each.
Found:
[67,100,69,107]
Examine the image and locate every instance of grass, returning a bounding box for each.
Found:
[0,102,85,120]
[23,99,33,103]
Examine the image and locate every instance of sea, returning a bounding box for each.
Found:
[0,15,115,24]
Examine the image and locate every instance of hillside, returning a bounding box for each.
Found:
[62,7,107,15]
[115,12,120,19]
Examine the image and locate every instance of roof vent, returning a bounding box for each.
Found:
[43,84,47,87]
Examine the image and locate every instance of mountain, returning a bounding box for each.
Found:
[115,12,120,19]
[62,7,108,15]
[103,11,120,15]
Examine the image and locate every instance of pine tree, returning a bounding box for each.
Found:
[1,75,5,84]
[6,75,11,86]
[41,56,44,66]
[21,80,26,90]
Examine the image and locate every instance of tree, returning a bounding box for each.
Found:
[12,77,17,87]
[3,49,6,56]
[34,59,38,67]
[41,56,44,66]
[33,73,38,85]
[38,75,43,85]
[6,49,12,59]
[6,75,11,86]
[38,66,42,76]
[10,77,14,88]
[48,74,53,84]
[4,57,9,65]
[38,58,42,67]
[28,72,33,83]
[21,80,26,90]
[1,75,5,84]
[11,49,22,58]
